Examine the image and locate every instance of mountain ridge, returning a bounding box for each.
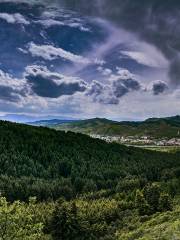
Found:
[44,115,180,138]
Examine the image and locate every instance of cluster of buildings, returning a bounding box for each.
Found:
[90,134,180,146]
[156,138,180,146]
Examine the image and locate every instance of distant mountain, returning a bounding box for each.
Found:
[0,114,40,123]
[51,116,180,139]
[27,119,76,126]
[0,114,78,123]
[145,115,180,127]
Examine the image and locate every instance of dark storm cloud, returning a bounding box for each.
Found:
[113,78,141,98]
[0,85,23,102]
[26,70,87,98]
[121,79,141,91]
[113,81,128,98]
[152,81,168,95]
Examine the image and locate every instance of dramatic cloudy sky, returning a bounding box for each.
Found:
[0,0,179,121]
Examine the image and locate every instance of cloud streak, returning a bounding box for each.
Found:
[28,42,91,64]
[0,13,29,24]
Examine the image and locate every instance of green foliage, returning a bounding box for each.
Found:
[0,197,44,240]
[0,192,173,240]
[50,201,82,240]
[49,197,120,240]
[143,183,161,212]
[135,190,150,216]
[82,179,98,193]
[159,193,173,212]
[135,184,173,215]
[116,177,141,193]
[117,203,180,240]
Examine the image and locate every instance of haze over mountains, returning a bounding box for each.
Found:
[28,118,76,126]
[0,114,78,123]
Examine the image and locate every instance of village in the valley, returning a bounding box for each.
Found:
[90,134,180,146]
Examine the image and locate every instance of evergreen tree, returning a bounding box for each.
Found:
[135,189,150,215]
[159,193,173,212]
[143,183,161,213]
[50,201,82,240]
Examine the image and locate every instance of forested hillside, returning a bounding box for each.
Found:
[0,121,179,239]
[0,120,179,201]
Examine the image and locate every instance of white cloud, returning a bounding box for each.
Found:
[66,21,90,32]
[121,50,167,68]
[0,13,29,25]
[109,68,136,81]
[36,10,90,32]
[0,70,26,89]
[94,58,106,66]
[25,65,87,85]
[97,66,112,76]
[0,69,28,102]
[28,42,91,64]
[35,19,64,27]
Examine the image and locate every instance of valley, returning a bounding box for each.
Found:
[29,115,180,149]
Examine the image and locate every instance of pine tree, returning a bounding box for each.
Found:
[135,189,150,216]
[143,183,161,213]
[159,193,173,212]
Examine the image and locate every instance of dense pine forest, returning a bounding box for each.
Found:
[0,121,179,239]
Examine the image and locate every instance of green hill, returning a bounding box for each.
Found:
[52,116,180,138]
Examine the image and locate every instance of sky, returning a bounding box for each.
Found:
[0,0,179,122]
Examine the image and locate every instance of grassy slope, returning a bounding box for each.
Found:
[117,198,180,240]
